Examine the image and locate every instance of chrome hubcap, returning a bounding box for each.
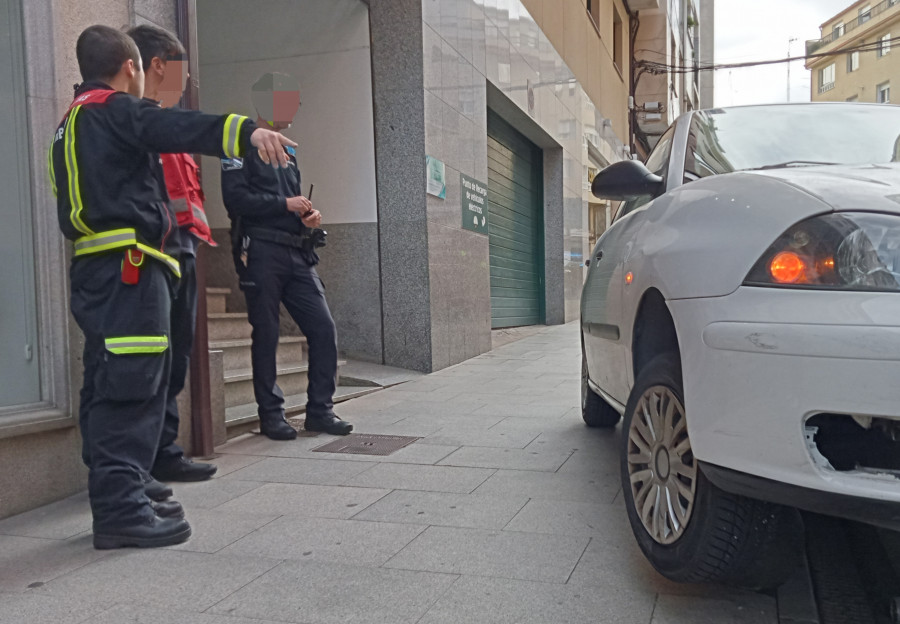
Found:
[626,386,696,545]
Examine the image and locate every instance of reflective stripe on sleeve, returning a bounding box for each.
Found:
[48,140,57,197]
[170,197,190,213]
[64,106,94,235]
[105,335,169,355]
[222,114,248,158]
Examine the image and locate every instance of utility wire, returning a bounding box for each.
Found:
[636,40,890,75]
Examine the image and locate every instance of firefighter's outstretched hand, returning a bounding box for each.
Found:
[250,128,296,168]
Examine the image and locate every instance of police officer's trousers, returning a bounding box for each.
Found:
[238,239,337,421]
[72,254,172,528]
[153,254,197,469]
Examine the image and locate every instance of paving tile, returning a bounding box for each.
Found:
[438,446,572,472]
[215,433,325,457]
[36,549,279,611]
[417,575,655,624]
[557,446,623,475]
[301,442,460,466]
[208,560,457,624]
[353,490,529,530]
[216,483,390,518]
[207,452,265,477]
[472,469,620,504]
[472,405,574,421]
[81,603,287,624]
[0,491,92,540]
[166,508,279,554]
[170,479,265,510]
[222,456,377,485]
[396,413,505,430]
[0,533,108,592]
[421,426,540,449]
[0,589,113,623]
[504,499,628,537]
[384,525,589,584]
[221,516,425,566]
[346,463,494,494]
[651,594,778,624]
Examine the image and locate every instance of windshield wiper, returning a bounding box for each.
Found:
[747,160,841,171]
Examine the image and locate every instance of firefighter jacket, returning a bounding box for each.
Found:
[49,81,254,276]
[220,145,308,238]
[161,151,216,247]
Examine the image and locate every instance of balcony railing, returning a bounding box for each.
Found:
[818,82,836,94]
[806,0,900,55]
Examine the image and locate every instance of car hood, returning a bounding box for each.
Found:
[745,163,900,214]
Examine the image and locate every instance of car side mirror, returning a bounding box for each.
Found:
[591,159,664,201]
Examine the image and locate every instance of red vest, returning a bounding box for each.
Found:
[160,152,216,246]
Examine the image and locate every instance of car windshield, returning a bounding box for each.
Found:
[685,104,900,177]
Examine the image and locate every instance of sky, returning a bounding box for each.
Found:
[714,0,855,106]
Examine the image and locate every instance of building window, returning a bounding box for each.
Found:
[818,63,836,93]
[613,8,623,73]
[832,22,845,39]
[859,5,872,24]
[586,0,600,28]
[877,81,891,103]
[848,50,860,72]
[878,34,892,57]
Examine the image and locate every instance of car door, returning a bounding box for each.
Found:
[582,126,677,405]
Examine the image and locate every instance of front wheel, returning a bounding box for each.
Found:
[620,353,801,589]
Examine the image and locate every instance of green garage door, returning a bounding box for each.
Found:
[487,110,544,328]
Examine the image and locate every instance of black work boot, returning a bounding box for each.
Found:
[305,413,353,436]
[93,515,191,550]
[150,499,185,519]
[142,472,173,502]
[259,414,297,441]
[152,456,217,482]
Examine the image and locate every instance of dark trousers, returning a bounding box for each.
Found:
[238,240,337,420]
[72,255,172,528]
[153,253,197,469]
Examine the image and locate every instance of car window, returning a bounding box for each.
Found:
[614,125,675,221]
[684,104,900,176]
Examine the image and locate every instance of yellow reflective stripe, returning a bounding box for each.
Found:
[222,114,236,158]
[232,116,247,157]
[105,335,169,355]
[73,228,182,278]
[64,106,94,235]
[48,140,57,197]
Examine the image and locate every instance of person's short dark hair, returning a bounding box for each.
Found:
[126,24,186,72]
[76,25,142,83]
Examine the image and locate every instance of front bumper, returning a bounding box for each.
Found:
[668,286,900,510]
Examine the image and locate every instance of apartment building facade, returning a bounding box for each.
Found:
[807,0,899,103]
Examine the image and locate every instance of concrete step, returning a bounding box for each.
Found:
[206,287,231,314]
[224,363,310,409]
[225,386,381,430]
[210,336,307,372]
[207,313,252,341]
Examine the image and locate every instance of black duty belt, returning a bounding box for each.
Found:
[245,227,306,249]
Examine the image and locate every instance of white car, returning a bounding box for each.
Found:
[581,102,900,587]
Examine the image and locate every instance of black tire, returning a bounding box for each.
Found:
[620,353,802,589]
[582,348,621,428]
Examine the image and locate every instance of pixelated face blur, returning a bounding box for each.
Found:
[158,55,189,108]
[251,73,300,131]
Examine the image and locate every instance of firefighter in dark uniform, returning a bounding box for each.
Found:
[221,72,352,440]
[126,25,218,485]
[50,25,294,549]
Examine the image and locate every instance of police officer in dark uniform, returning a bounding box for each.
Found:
[51,26,294,549]
[221,72,352,440]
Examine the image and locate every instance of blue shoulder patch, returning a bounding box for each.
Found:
[286,146,296,157]
[221,157,243,171]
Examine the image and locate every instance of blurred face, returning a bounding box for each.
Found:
[158,55,189,108]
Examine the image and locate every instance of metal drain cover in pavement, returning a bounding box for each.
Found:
[312,434,419,456]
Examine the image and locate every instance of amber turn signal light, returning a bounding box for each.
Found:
[769,251,807,284]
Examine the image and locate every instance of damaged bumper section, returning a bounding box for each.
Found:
[807,413,900,477]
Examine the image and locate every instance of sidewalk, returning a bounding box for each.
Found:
[0,322,776,624]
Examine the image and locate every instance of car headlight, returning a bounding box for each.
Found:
[744,212,900,292]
